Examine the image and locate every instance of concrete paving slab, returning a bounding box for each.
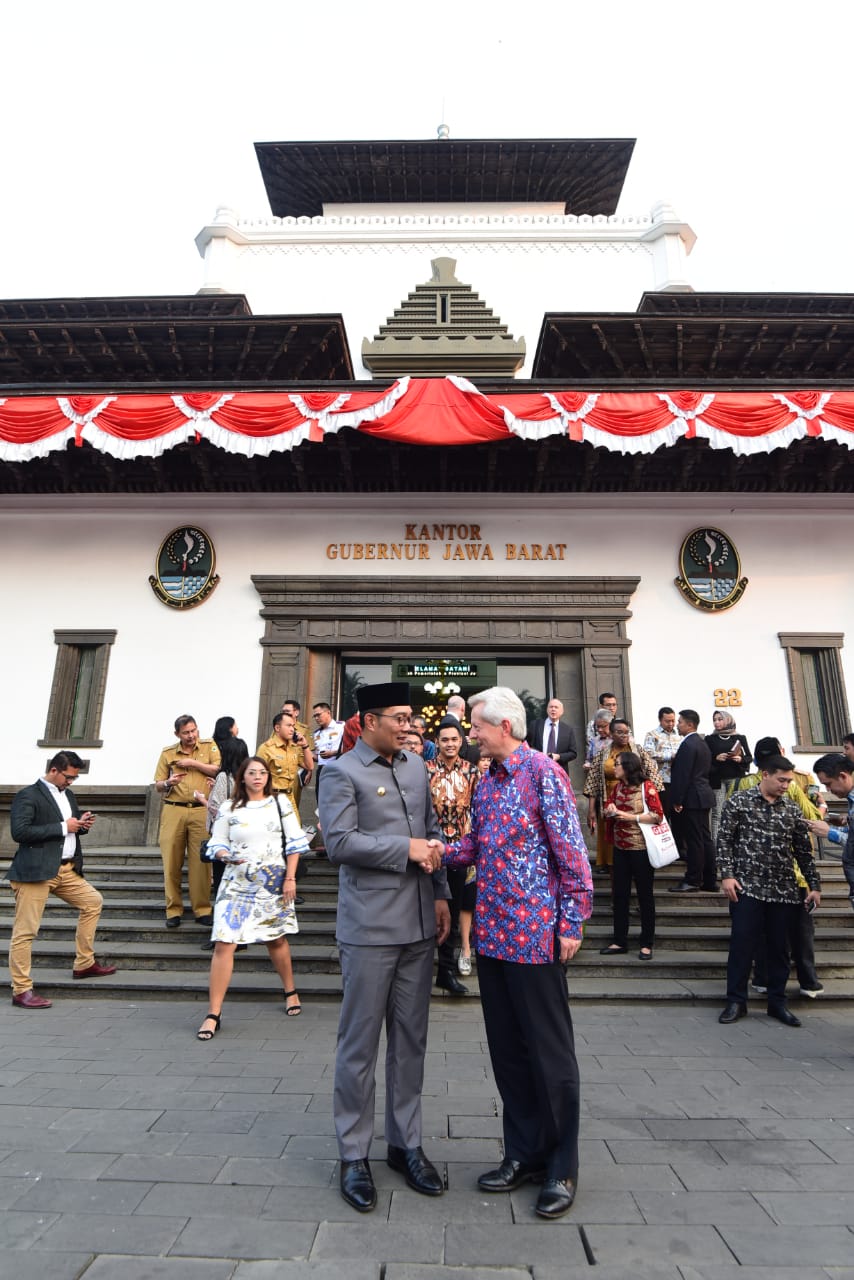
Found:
[717,1225,854,1267]
[0,1253,93,1280]
[234,1265,377,1280]
[444,1223,588,1266]
[310,1222,443,1263]
[7,1177,150,1215]
[583,1223,735,1267]
[170,1217,317,1260]
[83,1260,237,1280]
[29,1212,185,1255]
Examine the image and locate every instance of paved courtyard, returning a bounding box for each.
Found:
[0,992,852,1279]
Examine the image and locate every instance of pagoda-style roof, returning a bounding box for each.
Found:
[0,296,353,388]
[362,257,525,377]
[533,298,854,385]
[254,138,636,217]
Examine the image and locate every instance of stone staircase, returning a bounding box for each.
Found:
[2,846,853,1005]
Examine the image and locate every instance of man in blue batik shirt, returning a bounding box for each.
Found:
[442,686,593,1220]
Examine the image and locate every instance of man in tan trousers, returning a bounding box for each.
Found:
[8,750,116,1008]
[153,714,220,927]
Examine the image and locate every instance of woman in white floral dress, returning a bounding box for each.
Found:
[196,757,309,1038]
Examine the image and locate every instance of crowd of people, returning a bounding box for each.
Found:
[5,682,853,1219]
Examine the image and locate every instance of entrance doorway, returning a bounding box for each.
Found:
[251,571,640,790]
[341,656,548,734]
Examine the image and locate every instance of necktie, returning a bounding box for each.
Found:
[547,724,557,755]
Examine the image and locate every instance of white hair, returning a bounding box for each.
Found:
[446,695,466,716]
[468,686,527,740]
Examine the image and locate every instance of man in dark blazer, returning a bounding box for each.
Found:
[7,751,116,1009]
[319,682,451,1213]
[668,709,717,893]
[527,698,579,773]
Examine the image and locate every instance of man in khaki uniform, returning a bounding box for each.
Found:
[153,715,220,927]
[282,698,311,743]
[258,711,314,817]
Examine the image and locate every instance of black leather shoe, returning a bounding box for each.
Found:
[165,917,181,928]
[477,1157,546,1192]
[767,1005,802,1027]
[535,1178,577,1219]
[436,972,468,996]
[195,915,214,927]
[387,1145,443,1196]
[340,1158,377,1212]
[718,1002,747,1024]
[668,881,701,893]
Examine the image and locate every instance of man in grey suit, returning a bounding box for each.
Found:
[319,682,451,1212]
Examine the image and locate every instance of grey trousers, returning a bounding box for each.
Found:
[334,936,434,1161]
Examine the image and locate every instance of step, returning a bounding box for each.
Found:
[16,966,854,1006]
[11,939,854,983]
[0,938,340,974]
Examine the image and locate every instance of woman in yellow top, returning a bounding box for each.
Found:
[583,719,664,873]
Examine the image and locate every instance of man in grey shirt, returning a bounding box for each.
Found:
[319,682,451,1212]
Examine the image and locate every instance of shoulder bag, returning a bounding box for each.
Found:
[640,784,680,869]
[273,795,307,881]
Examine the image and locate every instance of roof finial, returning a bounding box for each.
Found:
[437,100,450,141]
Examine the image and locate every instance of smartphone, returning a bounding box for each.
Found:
[805,899,818,914]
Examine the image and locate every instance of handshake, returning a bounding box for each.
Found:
[408,838,445,874]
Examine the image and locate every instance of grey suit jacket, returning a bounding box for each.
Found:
[319,737,448,946]
[8,779,84,882]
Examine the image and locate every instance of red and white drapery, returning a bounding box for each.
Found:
[2,377,853,462]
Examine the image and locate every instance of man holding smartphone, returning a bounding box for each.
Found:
[717,755,821,1028]
[7,751,116,1008]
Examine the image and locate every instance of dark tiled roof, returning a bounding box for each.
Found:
[533,307,854,384]
[0,303,353,387]
[255,138,636,217]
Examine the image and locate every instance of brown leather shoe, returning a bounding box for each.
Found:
[73,961,117,979]
[12,990,52,1009]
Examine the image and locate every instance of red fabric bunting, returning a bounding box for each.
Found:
[2,380,854,458]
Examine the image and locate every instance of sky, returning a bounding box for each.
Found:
[2,0,853,302]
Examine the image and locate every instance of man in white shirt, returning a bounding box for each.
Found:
[7,751,116,1009]
[312,702,345,798]
[642,706,683,817]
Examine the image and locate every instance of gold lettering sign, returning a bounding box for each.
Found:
[325,526,568,564]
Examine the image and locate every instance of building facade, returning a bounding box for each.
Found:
[1,137,851,848]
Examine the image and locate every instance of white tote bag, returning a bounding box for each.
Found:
[640,785,680,869]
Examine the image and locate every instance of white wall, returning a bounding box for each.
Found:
[195,202,695,378]
[2,493,851,788]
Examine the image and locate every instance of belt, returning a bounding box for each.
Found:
[163,800,204,808]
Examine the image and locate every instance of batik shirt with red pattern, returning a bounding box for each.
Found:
[444,741,593,963]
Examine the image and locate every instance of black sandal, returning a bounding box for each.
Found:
[197,1012,221,1040]
[599,944,628,955]
[284,989,302,1017]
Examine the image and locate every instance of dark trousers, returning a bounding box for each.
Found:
[726,894,792,1009]
[752,894,818,990]
[611,845,656,949]
[477,953,580,1181]
[436,866,466,979]
[659,784,672,821]
[671,807,716,888]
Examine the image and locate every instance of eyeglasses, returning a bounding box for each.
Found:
[60,773,79,783]
[376,713,412,727]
